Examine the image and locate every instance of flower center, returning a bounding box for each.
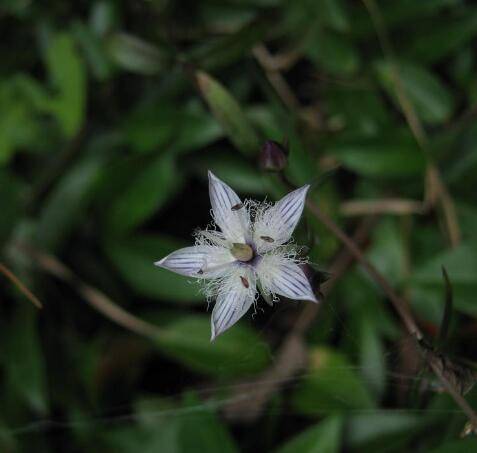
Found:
[230,243,254,262]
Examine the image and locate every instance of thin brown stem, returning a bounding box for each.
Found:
[16,245,159,338]
[306,199,477,429]
[362,0,461,247]
[0,262,43,309]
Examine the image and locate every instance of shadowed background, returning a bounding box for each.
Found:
[1,0,477,451]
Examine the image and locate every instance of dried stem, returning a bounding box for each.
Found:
[0,262,43,309]
[361,0,461,247]
[306,199,477,429]
[17,244,159,338]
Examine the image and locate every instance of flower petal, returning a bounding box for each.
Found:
[257,255,317,302]
[208,171,249,242]
[155,245,233,278]
[253,185,310,252]
[210,268,256,341]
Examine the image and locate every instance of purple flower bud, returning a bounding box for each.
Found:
[259,140,288,172]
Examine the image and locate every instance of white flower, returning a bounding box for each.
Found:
[155,171,317,341]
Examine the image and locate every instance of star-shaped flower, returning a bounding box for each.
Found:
[155,171,317,341]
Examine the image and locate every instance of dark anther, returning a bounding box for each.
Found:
[240,276,249,288]
[260,236,275,243]
[231,203,244,211]
[197,269,204,275]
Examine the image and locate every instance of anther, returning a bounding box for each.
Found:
[197,269,204,275]
[240,276,249,288]
[260,236,275,243]
[231,203,243,211]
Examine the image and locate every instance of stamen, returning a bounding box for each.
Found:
[197,269,204,275]
[260,235,275,243]
[231,203,243,211]
[240,276,249,288]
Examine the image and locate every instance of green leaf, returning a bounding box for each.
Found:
[406,10,477,64]
[292,347,375,415]
[104,235,204,303]
[153,314,270,377]
[375,60,455,125]
[412,242,477,285]
[36,153,104,252]
[429,439,477,453]
[45,33,87,137]
[1,306,47,413]
[0,78,42,164]
[195,71,260,156]
[0,171,23,245]
[106,33,169,75]
[306,29,359,76]
[345,412,423,449]
[275,416,343,453]
[179,392,239,452]
[328,134,426,177]
[105,154,182,235]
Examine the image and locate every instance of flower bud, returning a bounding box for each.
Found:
[259,140,288,172]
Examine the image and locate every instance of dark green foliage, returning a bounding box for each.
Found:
[1,0,477,451]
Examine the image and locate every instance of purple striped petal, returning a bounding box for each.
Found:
[257,256,317,302]
[210,270,256,341]
[253,185,310,252]
[155,246,233,278]
[273,185,310,240]
[208,171,249,242]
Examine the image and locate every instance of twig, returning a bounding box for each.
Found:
[362,0,461,247]
[340,198,425,217]
[306,199,477,429]
[17,245,159,338]
[0,262,43,309]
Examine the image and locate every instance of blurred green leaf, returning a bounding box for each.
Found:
[106,154,182,235]
[0,171,23,245]
[429,438,477,453]
[45,32,87,137]
[195,71,260,156]
[275,416,343,453]
[292,347,375,415]
[375,60,455,125]
[406,9,477,64]
[36,153,104,252]
[153,313,270,377]
[104,235,204,303]
[306,29,359,76]
[180,392,239,452]
[328,134,426,177]
[72,20,112,80]
[0,78,42,164]
[412,242,477,285]
[345,412,423,450]
[106,33,169,75]
[1,306,47,413]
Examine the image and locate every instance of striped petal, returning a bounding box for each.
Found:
[257,255,317,302]
[208,171,249,243]
[210,268,256,341]
[155,245,233,278]
[253,185,310,253]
